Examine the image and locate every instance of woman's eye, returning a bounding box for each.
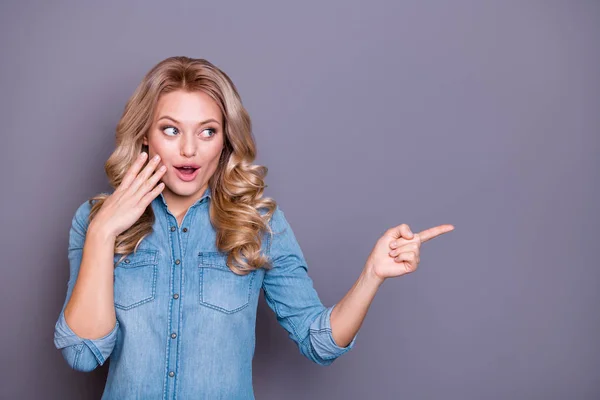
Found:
[201,128,216,138]
[162,126,178,136]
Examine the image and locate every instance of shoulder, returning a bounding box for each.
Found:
[265,204,289,232]
[71,198,100,233]
[264,203,306,262]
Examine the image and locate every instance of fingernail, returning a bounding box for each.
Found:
[153,154,160,161]
[140,152,147,158]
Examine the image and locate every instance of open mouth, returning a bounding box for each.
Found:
[173,165,200,182]
[175,166,198,175]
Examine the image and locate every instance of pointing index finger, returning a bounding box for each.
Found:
[417,224,455,243]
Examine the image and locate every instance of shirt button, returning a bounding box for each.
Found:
[170,226,176,232]
[183,227,188,233]
[173,293,179,299]
[175,259,181,265]
[171,332,177,339]
[124,259,130,264]
[168,371,175,377]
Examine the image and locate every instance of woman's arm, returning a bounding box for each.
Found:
[262,206,454,365]
[330,223,454,347]
[63,220,117,339]
[262,207,358,366]
[55,153,166,371]
[329,267,383,348]
[54,200,119,372]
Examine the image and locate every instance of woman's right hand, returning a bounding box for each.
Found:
[90,152,167,239]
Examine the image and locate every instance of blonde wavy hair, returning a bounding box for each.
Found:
[87,56,277,274]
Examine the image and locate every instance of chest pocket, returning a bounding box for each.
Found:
[198,251,255,314]
[113,249,159,310]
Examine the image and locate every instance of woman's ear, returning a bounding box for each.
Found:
[142,136,148,146]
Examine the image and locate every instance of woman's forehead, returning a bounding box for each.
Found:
[154,90,223,124]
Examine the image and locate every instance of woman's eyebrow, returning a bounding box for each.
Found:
[157,115,221,126]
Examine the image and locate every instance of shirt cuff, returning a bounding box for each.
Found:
[54,310,119,365]
[309,303,357,361]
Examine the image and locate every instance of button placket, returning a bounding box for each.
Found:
[165,217,184,395]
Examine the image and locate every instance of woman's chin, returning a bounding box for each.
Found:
[164,180,203,198]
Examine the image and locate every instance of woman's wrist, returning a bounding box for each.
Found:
[88,220,117,244]
[363,262,386,289]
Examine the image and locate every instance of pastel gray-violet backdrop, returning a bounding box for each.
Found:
[0,1,598,399]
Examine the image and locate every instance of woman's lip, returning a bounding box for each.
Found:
[173,166,200,182]
[174,163,201,169]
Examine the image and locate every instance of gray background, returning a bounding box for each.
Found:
[1,0,598,399]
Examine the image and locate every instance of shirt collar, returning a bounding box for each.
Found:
[154,186,212,211]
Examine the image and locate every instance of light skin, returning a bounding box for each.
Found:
[65,88,455,348]
[142,89,225,226]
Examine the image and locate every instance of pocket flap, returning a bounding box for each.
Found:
[198,251,230,270]
[115,249,159,268]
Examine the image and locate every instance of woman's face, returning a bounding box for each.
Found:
[143,89,225,201]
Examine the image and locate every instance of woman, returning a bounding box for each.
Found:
[53,56,454,399]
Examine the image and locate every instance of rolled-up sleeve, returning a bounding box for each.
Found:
[261,207,357,366]
[53,200,119,372]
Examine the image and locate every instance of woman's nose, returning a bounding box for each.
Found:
[180,133,197,157]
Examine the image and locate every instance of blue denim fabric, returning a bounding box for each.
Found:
[54,187,357,399]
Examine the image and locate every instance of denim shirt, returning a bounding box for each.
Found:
[53,187,357,399]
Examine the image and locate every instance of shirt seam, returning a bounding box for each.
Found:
[262,286,302,344]
[72,344,83,370]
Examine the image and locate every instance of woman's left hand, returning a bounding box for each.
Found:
[366,223,455,283]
